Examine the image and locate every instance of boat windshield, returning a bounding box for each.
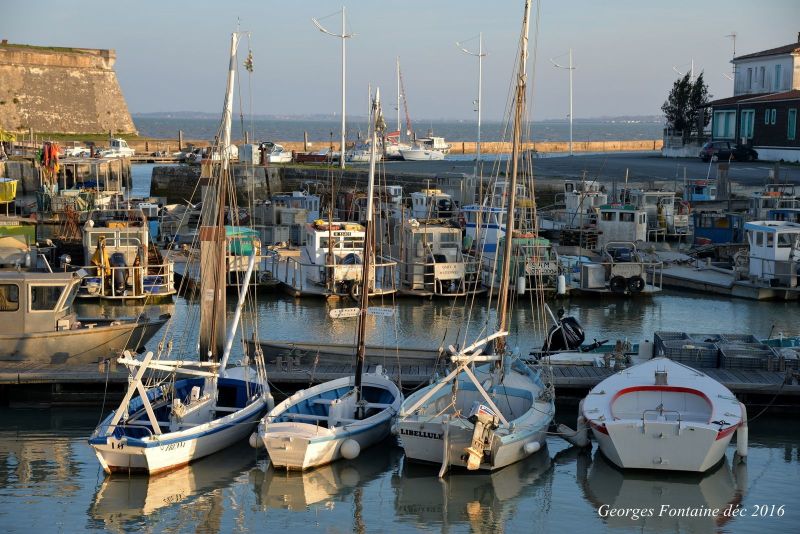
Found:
[777,232,800,248]
[30,284,67,311]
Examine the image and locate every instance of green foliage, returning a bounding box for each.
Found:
[662,72,711,142]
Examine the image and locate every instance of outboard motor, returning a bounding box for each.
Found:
[542,310,585,352]
[110,252,128,293]
[464,401,500,470]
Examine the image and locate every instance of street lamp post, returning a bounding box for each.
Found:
[313,7,354,169]
[551,48,575,156]
[457,33,487,177]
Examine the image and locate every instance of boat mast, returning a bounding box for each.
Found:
[199,32,237,361]
[354,87,381,409]
[496,0,531,355]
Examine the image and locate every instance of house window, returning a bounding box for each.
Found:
[775,64,782,90]
[760,67,766,88]
[789,109,797,141]
[747,68,753,89]
[713,110,736,139]
[765,109,771,125]
[739,109,755,140]
[771,109,777,125]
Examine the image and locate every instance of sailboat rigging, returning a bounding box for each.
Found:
[89,31,274,475]
[396,0,554,476]
[256,87,403,471]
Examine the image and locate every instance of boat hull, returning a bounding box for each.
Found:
[261,372,402,471]
[400,149,445,161]
[0,314,168,364]
[90,393,269,475]
[591,419,735,472]
[582,357,744,473]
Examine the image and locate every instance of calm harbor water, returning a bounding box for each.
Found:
[0,403,797,534]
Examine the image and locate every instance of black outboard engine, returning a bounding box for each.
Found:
[542,310,585,352]
[110,252,128,293]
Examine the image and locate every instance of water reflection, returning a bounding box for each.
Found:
[392,448,552,532]
[89,442,257,533]
[249,439,401,511]
[579,449,747,532]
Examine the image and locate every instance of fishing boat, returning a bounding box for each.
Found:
[397,0,554,476]
[256,89,402,471]
[78,208,176,301]
[399,145,445,161]
[0,270,167,364]
[392,217,482,297]
[89,31,274,475]
[581,357,747,472]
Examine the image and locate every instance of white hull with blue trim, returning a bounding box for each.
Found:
[90,366,272,475]
[259,369,402,471]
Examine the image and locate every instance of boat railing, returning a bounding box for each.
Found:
[271,254,398,293]
[396,255,482,296]
[77,261,176,299]
[745,254,799,287]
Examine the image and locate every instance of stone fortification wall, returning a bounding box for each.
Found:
[0,43,137,135]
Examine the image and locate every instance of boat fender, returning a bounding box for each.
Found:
[248,432,263,449]
[627,275,645,293]
[557,274,566,295]
[609,275,627,293]
[341,439,361,460]
[517,276,526,295]
[524,441,541,454]
[736,402,748,459]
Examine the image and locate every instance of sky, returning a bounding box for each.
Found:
[3,0,799,121]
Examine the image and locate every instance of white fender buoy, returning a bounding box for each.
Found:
[524,441,541,454]
[517,276,526,295]
[736,402,748,459]
[341,439,361,460]
[557,274,566,295]
[249,432,263,449]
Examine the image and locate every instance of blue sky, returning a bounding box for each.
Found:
[3,0,799,120]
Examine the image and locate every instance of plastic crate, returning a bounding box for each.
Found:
[771,348,800,372]
[654,332,691,354]
[720,333,760,344]
[718,343,774,370]
[660,340,719,368]
[689,333,724,344]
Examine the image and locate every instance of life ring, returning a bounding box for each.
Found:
[609,275,627,293]
[627,275,645,293]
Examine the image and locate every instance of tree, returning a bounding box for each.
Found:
[662,72,711,143]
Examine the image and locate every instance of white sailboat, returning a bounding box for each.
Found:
[89,32,274,475]
[397,0,554,476]
[256,88,403,471]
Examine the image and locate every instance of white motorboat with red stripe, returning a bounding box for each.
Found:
[581,357,747,472]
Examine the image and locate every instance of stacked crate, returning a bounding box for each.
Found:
[718,342,775,371]
[659,340,719,368]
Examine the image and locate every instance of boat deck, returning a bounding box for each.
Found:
[660,264,800,300]
[2,361,798,407]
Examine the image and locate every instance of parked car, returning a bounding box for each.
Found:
[699,141,758,162]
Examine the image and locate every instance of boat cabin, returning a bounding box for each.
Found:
[692,211,745,244]
[768,208,800,224]
[304,221,366,284]
[744,220,800,288]
[748,184,800,220]
[620,189,689,236]
[684,179,717,203]
[0,271,81,336]
[81,209,174,299]
[418,136,450,154]
[563,181,608,223]
[596,205,647,247]
[485,234,559,293]
[394,220,478,295]
[270,192,321,223]
[410,189,455,219]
